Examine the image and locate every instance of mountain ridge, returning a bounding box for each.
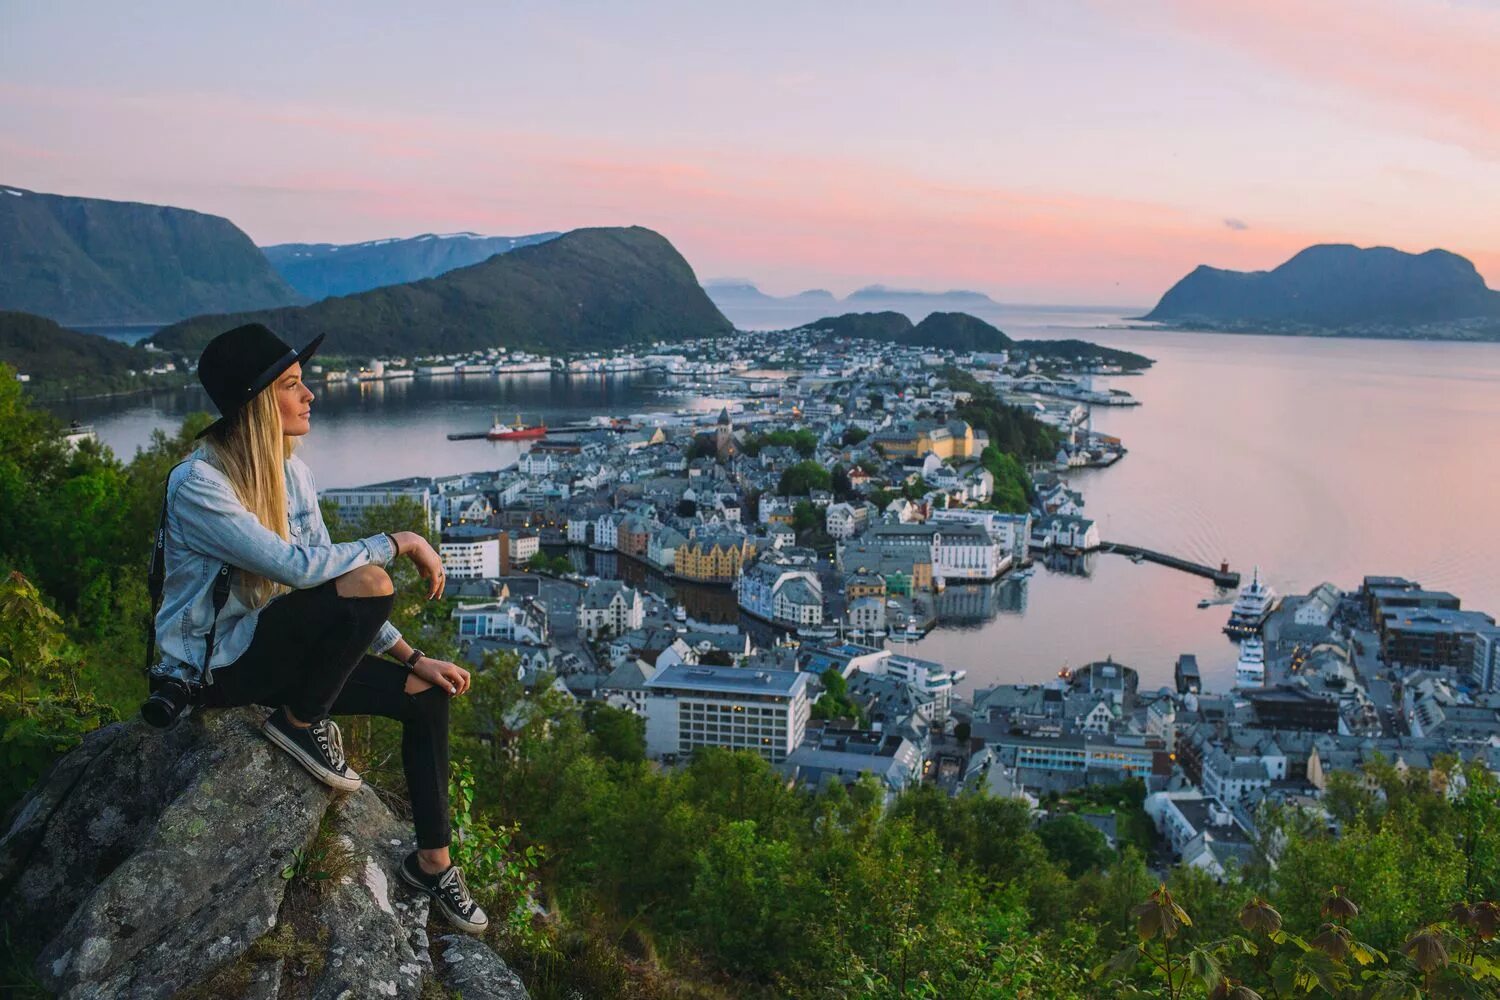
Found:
[263,230,562,300]
[0,184,303,325]
[1144,243,1500,338]
[150,225,733,357]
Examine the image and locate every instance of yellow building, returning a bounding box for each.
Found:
[844,568,888,601]
[676,535,759,584]
[872,419,981,461]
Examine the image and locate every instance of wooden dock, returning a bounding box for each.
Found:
[1100,542,1240,588]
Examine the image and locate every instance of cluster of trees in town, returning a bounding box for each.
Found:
[3,364,1498,998]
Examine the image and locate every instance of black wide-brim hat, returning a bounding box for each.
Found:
[193,323,325,439]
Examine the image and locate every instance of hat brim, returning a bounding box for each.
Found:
[194,332,327,439]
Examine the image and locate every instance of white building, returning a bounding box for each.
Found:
[321,478,440,533]
[773,576,824,626]
[592,512,621,551]
[439,525,502,579]
[863,653,966,723]
[452,601,547,644]
[928,508,1030,561]
[518,451,559,475]
[933,523,1007,582]
[508,530,540,566]
[1294,583,1342,627]
[825,502,866,541]
[566,517,591,545]
[643,663,811,763]
[578,580,645,638]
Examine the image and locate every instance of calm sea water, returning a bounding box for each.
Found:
[55,310,1500,693]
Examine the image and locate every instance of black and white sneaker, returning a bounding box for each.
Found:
[399,850,490,934]
[261,707,363,792]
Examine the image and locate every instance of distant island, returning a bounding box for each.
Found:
[704,280,999,320]
[150,226,733,357]
[262,231,561,301]
[0,184,303,325]
[1144,244,1500,341]
[802,310,1153,370]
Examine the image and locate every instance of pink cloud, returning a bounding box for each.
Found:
[3,81,1494,299]
[1139,0,1500,160]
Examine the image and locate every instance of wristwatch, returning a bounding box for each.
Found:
[401,647,425,672]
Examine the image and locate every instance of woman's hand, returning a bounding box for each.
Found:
[413,656,470,696]
[394,531,445,599]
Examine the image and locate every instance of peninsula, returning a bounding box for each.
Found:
[1143,244,1500,341]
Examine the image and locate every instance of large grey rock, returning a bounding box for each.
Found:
[435,933,530,1000]
[24,707,329,998]
[1,702,530,1000]
[310,782,433,999]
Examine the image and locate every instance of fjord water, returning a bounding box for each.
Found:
[61,310,1500,692]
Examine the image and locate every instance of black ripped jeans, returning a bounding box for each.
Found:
[198,578,452,849]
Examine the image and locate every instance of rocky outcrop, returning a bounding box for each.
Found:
[0,705,527,1000]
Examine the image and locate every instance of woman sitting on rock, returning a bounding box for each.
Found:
[149,322,487,935]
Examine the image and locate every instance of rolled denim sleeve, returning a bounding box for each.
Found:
[172,469,392,590]
[370,619,402,656]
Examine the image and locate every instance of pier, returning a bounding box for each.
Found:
[1099,542,1240,588]
[446,422,637,441]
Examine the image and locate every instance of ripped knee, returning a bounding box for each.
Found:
[335,564,393,599]
[406,682,450,725]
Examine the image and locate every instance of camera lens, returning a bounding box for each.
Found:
[140,678,190,728]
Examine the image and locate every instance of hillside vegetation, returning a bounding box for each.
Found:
[150,226,734,357]
[0,184,301,324]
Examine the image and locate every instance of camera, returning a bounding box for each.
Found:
[141,673,200,728]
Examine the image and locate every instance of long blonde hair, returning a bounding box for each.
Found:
[202,384,298,608]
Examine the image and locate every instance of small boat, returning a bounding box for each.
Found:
[487,413,547,441]
[887,622,923,643]
[1197,598,1213,609]
[1012,566,1035,580]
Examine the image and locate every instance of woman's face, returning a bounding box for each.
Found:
[275,362,315,437]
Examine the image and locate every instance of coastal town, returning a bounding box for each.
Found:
[310,331,1500,880]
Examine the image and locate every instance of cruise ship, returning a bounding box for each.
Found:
[1224,567,1277,637]
[1235,636,1266,687]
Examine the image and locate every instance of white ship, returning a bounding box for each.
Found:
[494,359,552,374]
[1235,636,1267,687]
[1224,567,1277,638]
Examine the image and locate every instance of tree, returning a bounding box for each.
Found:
[811,667,866,726]
[841,427,869,446]
[779,461,832,497]
[582,702,646,763]
[831,464,852,501]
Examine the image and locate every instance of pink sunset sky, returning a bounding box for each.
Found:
[3,0,1497,305]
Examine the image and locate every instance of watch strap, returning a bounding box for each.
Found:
[402,647,425,671]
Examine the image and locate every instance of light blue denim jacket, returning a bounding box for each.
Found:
[150,444,402,688]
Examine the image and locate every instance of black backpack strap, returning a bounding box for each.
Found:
[143,468,176,676]
[200,563,234,687]
[144,459,234,686]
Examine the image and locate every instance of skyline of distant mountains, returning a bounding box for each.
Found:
[704,279,1000,308]
[262,231,561,301]
[5,183,1499,349]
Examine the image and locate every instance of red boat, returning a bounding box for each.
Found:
[487,413,547,441]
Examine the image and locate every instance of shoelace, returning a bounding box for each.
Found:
[311,718,346,771]
[439,865,475,912]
